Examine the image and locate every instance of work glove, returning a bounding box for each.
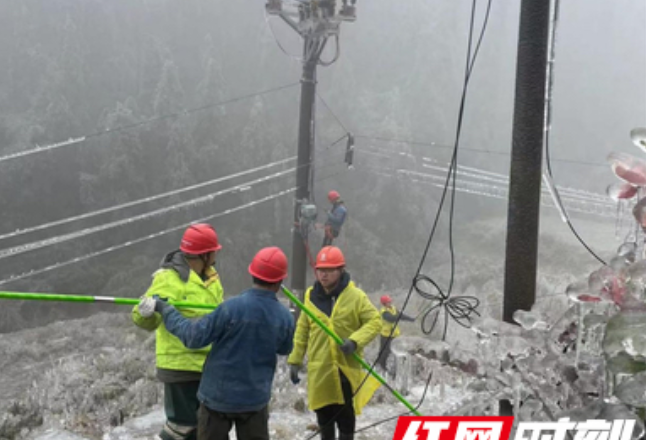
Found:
[138,297,157,318]
[339,339,357,355]
[152,295,171,313]
[289,364,301,385]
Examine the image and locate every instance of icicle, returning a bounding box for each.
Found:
[512,372,522,416]
[616,201,623,240]
[575,303,584,371]
[394,353,410,396]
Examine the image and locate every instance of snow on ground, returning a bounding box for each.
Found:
[6,209,620,440]
[98,382,474,440]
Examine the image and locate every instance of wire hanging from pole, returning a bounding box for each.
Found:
[541,0,607,266]
[318,34,340,66]
[302,2,495,439]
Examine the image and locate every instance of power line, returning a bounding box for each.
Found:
[0,139,348,243]
[0,82,300,164]
[355,134,610,168]
[264,11,303,61]
[0,187,296,286]
[335,1,494,436]
[0,147,350,259]
[358,166,615,219]
[0,167,296,260]
[541,0,606,266]
[0,157,296,241]
[357,144,612,204]
[421,163,610,203]
[316,93,349,133]
[314,167,349,184]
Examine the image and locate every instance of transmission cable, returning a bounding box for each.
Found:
[359,165,615,219]
[357,145,611,203]
[354,134,610,168]
[541,0,606,266]
[358,0,492,425]
[0,145,351,283]
[0,187,296,286]
[0,167,296,260]
[264,11,303,62]
[0,82,300,164]
[0,150,347,259]
[0,157,295,241]
[302,2,494,439]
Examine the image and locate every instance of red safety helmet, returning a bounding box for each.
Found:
[180,224,222,255]
[380,295,392,305]
[315,246,346,269]
[328,190,340,203]
[248,247,288,283]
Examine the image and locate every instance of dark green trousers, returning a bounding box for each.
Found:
[159,381,200,440]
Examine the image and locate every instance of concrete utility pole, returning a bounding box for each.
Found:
[266,0,354,314]
[501,0,550,415]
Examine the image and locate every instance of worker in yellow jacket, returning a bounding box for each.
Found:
[132,224,224,440]
[377,295,415,372]
[288,246,381,440]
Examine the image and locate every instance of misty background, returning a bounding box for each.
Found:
[0,0,644,333]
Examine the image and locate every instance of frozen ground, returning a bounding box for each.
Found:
[31,383,475,440]
[1,209,620,440]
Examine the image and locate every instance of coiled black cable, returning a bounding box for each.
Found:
[414,274,480,339]
[302,1,493,438]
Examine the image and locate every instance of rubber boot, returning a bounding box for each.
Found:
[339,432,354,440]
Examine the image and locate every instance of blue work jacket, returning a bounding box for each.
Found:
[161,288,295,412]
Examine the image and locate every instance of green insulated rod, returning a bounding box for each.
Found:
[0,291,218,310]
[280,285,421,416]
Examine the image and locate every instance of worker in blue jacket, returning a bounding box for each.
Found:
[141,247,295,440]
[323,190,347,247]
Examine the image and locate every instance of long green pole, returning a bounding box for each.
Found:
[0,291,217,310]
[3,289,421,414]
[280,285,421,416]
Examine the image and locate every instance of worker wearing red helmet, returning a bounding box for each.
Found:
[133,223,224,440]
[322,190,347,247]
[377,295,415,372]
[143,247,294,440]
[288,246,381,440]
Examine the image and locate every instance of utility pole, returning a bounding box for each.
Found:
[266,0,354,314]
[501,0,550,415]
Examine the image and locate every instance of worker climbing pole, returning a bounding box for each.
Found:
[266,0,355,314]
[322,190,347,247]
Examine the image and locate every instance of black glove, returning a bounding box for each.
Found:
[339,339,357,355]
[152,295,171,313]
[289,364,301,385]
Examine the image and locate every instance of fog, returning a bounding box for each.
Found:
[0,0,643,333]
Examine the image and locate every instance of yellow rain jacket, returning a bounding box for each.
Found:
[288,280,382,414]
[132,251,223,372]
[380,305,401,338]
